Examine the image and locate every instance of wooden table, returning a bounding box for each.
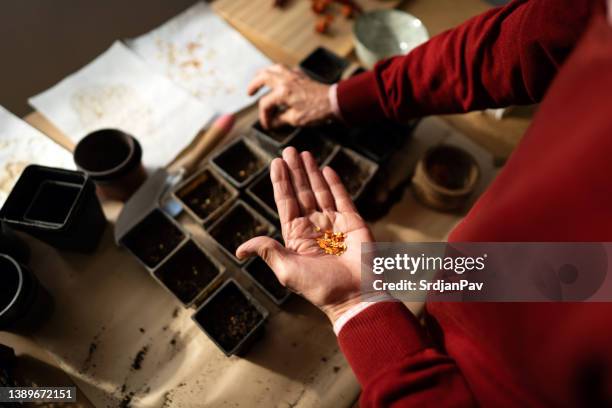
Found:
[1,1,532,407]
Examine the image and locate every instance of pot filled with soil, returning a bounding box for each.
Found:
[121,208,187,270]
[412,144,480,212]
[211,137,269,189]
[173,166,239,225]
[299,47,349,84]
[0,165,106,252]
[242,256,290,305]
[0,254,53,333]
[285,127,341,166]
[252,120,300,153]
[245,168,277,221]
[73,129,147,202]
[323,147,379,200]
[152,239,225,307]
[192,279,269,356]
[208,200,276,265]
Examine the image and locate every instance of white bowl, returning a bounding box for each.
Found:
[354,9,429,69]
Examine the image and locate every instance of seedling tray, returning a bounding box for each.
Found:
[210,137,270,189]
[323,147,379,200]
[299,47,349,84]
[252,120,300,153]
[242,256,290,305]
[152,239,225,307]
[173,166,239,226]
[245,168,277,221]
[0,165,106,252]
[192,279,269,356]
[208,200,276,265]
[284,127,341,166]
[121,208,188,270]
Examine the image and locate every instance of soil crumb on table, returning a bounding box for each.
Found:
[132,346,149,370]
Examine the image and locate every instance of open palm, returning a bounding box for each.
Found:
[237,148,373,319]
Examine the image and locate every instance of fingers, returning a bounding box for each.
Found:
[270,158,301,224]
[258,91,285,129]
[322,166,357,213]
[236,236,289,284]
[282,147,317,214]
[301,151,335,212]
[247,64,290,96]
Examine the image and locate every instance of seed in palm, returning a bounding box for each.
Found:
[316,230,348,256]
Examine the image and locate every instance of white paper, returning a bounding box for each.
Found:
[29,41,214,169]
[127,2,271,114]
[0,105,75,206]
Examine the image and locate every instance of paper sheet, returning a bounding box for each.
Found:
[0,105,74,206]
[127,2,271,114]
[29,41,214,169]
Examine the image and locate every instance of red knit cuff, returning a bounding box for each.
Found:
[336,71,387,125]
[337,302,428,385]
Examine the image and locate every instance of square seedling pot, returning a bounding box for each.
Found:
[284,127,341,166]
[299,47,349,84]
[251,120,300,153]
[173,166,239,226]
[192,279,269,356]
[0,165,106,252]
[120,208,188,270]
[346,121,417,163]
[245,168,278,221]
[208,200,276,265]
[242,256,290,305]
[323,148,379,201]
[152,239,225,307]
[210,137,270,189]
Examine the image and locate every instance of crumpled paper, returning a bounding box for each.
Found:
[0,105,74,206]
[29,41,214,169]
[127,2,271,114]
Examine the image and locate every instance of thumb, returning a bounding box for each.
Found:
[236,236,287,271]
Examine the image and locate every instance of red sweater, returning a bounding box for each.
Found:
[336,0,612,406]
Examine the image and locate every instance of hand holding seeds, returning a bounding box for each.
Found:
[247,64,334,130]
[236,147,374,324]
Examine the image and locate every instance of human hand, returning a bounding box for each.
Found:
[247,64,334,130]
[236,148,373,323]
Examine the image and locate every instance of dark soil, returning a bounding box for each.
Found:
[287,129,337,165]
[245,257,288,302]
[300,48,347,84]
[0,257,18,310]
[177,170,233,221]
[131,346,149,370]
[24,181,80,225]
[254,121,297,143]
[154,240,222,304]
[122,209,185,268]
[426,146,475,190]
[195,281,263,352]
[249,171,276,214]
[214,140,265,184]
[327,150,372,197]
[210,204,270,258]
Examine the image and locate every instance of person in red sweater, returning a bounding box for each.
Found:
[239,0,612,406]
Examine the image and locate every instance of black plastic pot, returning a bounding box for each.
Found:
[245,168,278,222]
[0,165,106,252]
[323,147,379,200]
[192,279,269,356]
[242,256,290,305]
[299,47,349,84]
[121,208,187,270]
[173,166,239,226]
[0,254,53,333]
[74,129,147,202]
[210,138,269,189]
[284,127,341,166]
[251,120,300,154]
[0,224,30,264]
[152,239,225,307]
[208,200,276,265]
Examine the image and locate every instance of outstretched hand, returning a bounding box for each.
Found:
[236,147,373,323]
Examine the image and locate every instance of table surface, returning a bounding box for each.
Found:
[1,1,533,407]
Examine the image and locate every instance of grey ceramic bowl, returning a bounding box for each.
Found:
[354,9,429,69]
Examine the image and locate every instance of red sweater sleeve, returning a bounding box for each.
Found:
[337,303,476,407]
[337,0,593,124]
